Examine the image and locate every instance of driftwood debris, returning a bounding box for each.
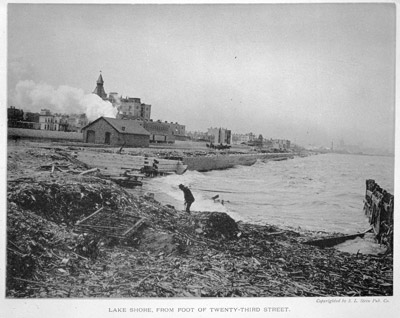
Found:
[6,146,394,298]
[79,168,100,176]
[109,176,143,188]
[39,163,72,171]
[76,207,146,239]
[56,151,91,169]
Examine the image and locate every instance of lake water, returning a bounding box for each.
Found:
[138,153,394,254]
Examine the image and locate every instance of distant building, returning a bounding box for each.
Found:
[24,112,40,123]
[82,117,150,147]
[270,139,291,151]
[92,73,152,120]
[263,138,273,148]
[142,120,175,144]
[8,107,41,129]
[22,111,41,129]
[248,133,256,142]
[92,73,108,100]
[231,133,255,145]
[39,109,56,131]
[39,109,87,132]
[90,73,188,141]
[168,121,186,141]
[39,109,68,131]
[207,127,232,144]
[116,97,152,120]
[8,106,24,127]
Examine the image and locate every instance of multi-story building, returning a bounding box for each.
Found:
[270,139,291,151]
[24,112,40,124]
[207,127,232,145]
[91,73,187,142]
[39,109,55,131]
[8,107,41,129]
[116,97,151,120]
[40,110,69,131]
[167,121,186,140]
[92,73,152,120]
[8,106,24,127]
[142,119,174,143]
[22,111,41,129]
[116,97,140,117]
[232,133,256,145]
[39,109,87,132]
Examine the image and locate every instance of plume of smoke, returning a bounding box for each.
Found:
[12,80,117,121]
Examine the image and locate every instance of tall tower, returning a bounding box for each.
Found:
[92,73,108,100]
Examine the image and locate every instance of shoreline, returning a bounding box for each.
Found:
[147,186,386,256]
[6,143,393,297]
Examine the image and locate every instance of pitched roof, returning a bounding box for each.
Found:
[92,73,107,99]
[97,74,104,84]
[96,117,150,135]
[92,86,107,99]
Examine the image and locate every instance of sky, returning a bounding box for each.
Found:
[6,3,396,149]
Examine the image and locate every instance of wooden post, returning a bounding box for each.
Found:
[76,207,104,225]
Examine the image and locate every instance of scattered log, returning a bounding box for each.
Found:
[303,228,372,248]
[56,151,91,169]
[76,207,104,225]
[79,168,100,176]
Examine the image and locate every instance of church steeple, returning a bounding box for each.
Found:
[93,72,107,100]
[97,74,104,85]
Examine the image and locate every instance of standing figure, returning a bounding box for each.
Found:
[179,184,195,213]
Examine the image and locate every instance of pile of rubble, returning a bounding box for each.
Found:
[182,211,240,240]
[7,203,103,297]
[7,176,132,225]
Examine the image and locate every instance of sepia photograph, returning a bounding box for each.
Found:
[1,1,398,317]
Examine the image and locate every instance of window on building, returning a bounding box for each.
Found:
[122,126,125,131]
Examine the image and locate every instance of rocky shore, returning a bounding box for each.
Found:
[6,143,393,298]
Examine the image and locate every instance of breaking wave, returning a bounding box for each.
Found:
[143,153,394,236]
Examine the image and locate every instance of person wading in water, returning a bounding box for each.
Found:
[179,184,195,213]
